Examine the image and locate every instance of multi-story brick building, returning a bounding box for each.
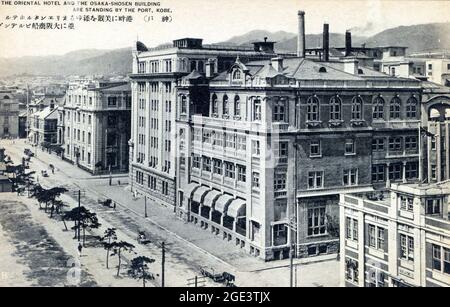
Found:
[0,90,20,138]
[130,11,424,261]
[339,181,450,287]
[62,80,131,174]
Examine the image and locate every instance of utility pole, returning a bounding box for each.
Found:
[26,83,29,143]
[289,243,294,287]
[109,164,112,186]
[161,241,165,287]
[144,195,148,218]
[77,189,81,242]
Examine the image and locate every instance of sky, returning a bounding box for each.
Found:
[0,0,449,58]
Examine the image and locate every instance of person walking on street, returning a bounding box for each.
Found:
[113,202,116,211]
[78,243,83,257]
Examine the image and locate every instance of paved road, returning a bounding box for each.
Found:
[1,139,340,287]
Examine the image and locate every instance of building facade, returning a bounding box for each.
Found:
[175,51,422,261]
[129,38,281,208]
[339,182,450,287]
[62,81,131,174]
[28,105,58,146]
[0,90,20,138]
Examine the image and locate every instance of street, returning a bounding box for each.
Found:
[0,139,340,287]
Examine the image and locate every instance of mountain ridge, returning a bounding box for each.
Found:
[1,22,449,76]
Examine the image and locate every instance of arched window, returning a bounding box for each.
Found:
[232,69,241,80]
[390,96,401,119]
[181,58,187,71]
[3,95,10,99]
[212,94,218,115]
[351,96,363,120]
[190,61,196,72]
[373,96,385,120]
[181,95,187,114]
[307,96,320,121]
[234,95,241,117]
[329,96,342,120]
[406,97,417,119]
[223,95,229,116]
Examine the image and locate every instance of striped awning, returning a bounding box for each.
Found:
[203,189,221,208]
[214,194,234,214]
[227,198,246,218]
[192,185,210,204]
[184,182,199,199]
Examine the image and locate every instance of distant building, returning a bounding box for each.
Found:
[0,90,20,138]
[28,104,58,146]
[339,181,450,287]
[62,80,131,174]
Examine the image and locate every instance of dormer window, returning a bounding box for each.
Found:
[232,69,241,80]
[319,67,327,73]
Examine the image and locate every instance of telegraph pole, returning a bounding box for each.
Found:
[109,164,112,186]
[77,189,81,242]
[161,241,165,287]
[144,195,148,218]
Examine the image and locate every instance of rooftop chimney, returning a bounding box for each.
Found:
[271,57,284,72]
[323,23,329,62]
[345,31,352,56]
[297,11,306,58]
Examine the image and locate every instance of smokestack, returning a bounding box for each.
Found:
[323,23,329,62]
[297,11,306,58]
[345,31,352,56]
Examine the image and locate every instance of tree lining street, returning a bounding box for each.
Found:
[0,139,339,287]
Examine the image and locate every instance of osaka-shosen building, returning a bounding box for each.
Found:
[131,11,423,260]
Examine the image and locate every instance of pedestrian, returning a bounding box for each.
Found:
[77,243,83,257]
[117,180,120,186]
[113,202,116,210]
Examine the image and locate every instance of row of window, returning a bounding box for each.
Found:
[135,171,171,196]
[307,168,359,189]
[372,136,418,152]
[371,162,418,182]
[310,139,355,157]
[137,82,172,93]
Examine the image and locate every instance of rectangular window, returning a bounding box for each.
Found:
[307,207,326,236]
[213,159,223,175]
[345,139,355,155]
[346,217,358,241]
[202,156,211,172]
[405,136,417,151]
[399,234,414,261]
[252,172,260,189]
[236,135,246,151]
[368,224,385,250]
[237,164,246,182]
[343,169,358,186]
[192,155,201,169]
[426,198,441,215]
[225,133,235,149]
[224,162,235,179]
[388,137,402,151]
[388,163,402,180]
[400,195,414,212]
[213,132,223,147]
[310,140,321,157]
[253,99,261,121]
[345,258,359,283]
[274,173,286,191]
[372,138,385,151]
[252,140,260,156]
[308,171,323,189]
[432,244,442,271]
[405,162,418,179]
[372,164,385,182]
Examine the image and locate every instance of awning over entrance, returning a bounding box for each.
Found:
[214,194,234,214]
[227,198,246,218]
[184,182,199,199]
[203,189,221,208]
[192,185,210,204]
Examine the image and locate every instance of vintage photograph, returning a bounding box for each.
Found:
[0,0,449,290]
